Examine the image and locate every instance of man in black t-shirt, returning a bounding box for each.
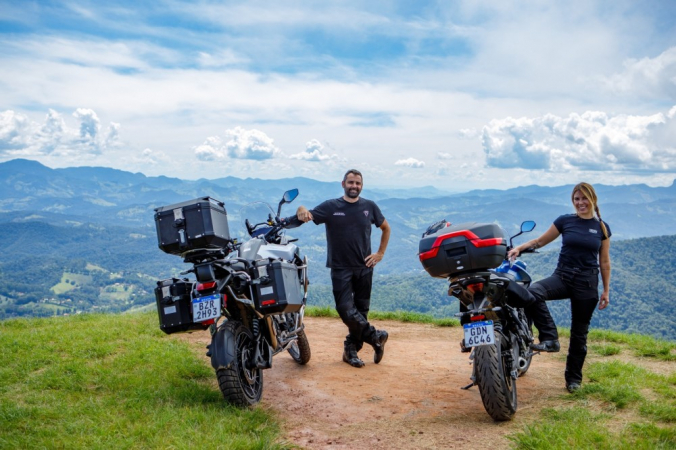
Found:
[296,169,391,368]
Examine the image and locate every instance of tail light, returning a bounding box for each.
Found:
[467,282,484,294]
[470,314,486,322]
[196,281,217,292]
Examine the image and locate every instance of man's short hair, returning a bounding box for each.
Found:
[343,169,363,182]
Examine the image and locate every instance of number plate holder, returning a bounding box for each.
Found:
[191,293,221,323]
[463,320,495,348]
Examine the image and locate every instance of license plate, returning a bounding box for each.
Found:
[192,294,221,322]
[463,320,495,348]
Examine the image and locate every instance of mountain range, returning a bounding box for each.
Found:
[1,158,675,339]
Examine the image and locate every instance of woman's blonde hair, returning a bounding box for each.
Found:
[572,182,609,239]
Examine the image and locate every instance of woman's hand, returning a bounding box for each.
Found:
[507,248,520,260]
[599,291,610,310]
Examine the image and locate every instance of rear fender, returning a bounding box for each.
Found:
[210,325,237,370]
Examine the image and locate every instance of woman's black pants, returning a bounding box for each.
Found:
[528,268,600,385]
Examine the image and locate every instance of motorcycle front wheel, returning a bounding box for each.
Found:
[474,333,517,421]
[287,328,311,365]
[215,320,264,407]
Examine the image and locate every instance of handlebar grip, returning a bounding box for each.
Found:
[281,215,303,229]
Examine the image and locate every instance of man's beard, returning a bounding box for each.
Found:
[345,187,361,199]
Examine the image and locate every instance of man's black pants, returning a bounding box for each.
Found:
[528,268,600,385]
[330,267,376,349]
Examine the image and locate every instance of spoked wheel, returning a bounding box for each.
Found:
[215,321,263,407]
[474,333,517,421]
[287,328,311,364]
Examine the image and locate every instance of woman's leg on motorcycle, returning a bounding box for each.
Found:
[505,277,561,344]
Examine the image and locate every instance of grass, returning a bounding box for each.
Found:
[0,312,290,450]
[510,407,675,449]
[1,308,673,449]
[50,272,93,295]
[511,333,676,449]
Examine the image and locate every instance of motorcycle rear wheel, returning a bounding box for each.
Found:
[215,321,264,407]
[474,333,517,421]
[287,328,311,365]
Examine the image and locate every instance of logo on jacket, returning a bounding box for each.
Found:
[363,211,369,217]
[333,212,345,216]
[589,229,597,234]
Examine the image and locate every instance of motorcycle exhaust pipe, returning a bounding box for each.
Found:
[518,357,528,370]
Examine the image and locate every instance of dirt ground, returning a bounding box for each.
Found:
[178,316,577,449]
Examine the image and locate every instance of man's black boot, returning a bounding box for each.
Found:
[371,330,388,364]
[342,343,365,368]
[531,340,561,353]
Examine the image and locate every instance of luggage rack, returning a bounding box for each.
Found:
[181,247,230,263]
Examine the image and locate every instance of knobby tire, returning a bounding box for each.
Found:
[288,328,311,365]
[215,320,264,407]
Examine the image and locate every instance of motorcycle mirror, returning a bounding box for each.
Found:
[278,188,299,217]
[520,221,536,233]
[282,188,299,203]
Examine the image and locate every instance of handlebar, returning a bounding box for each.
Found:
[280,214,302,229]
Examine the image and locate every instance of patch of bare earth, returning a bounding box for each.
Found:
[178,316,577,449]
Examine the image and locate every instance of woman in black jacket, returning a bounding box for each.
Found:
[507,182,611,393]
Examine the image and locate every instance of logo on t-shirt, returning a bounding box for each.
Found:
[589,229,597,234]
[333,212,345,216]
[363,211,369,217]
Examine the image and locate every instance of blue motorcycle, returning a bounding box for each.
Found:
[419,220,538,421]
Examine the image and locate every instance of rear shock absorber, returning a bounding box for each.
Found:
[252,316,260,338]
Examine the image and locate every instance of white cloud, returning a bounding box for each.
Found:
[194,136,224,161]
[395,157,425,168]
[288,139,338,161]
[603,46,676,100]
[225,127,280,160]
[437,152,453,160]
[194,127,280,161]
[197,49,247,68]
[482,107,676,172]
[458,128,480,139]
[0,108,120,157]
[133,148,169,166]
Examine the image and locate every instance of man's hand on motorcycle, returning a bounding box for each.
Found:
[365,252,383,267]
[296,206,313,222]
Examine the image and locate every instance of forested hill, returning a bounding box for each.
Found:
[0,215,673,340]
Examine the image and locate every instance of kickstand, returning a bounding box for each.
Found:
[461,381,475,390]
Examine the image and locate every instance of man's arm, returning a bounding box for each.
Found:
[365,219,390,268]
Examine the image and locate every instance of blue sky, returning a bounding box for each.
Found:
[1,0,675,190]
